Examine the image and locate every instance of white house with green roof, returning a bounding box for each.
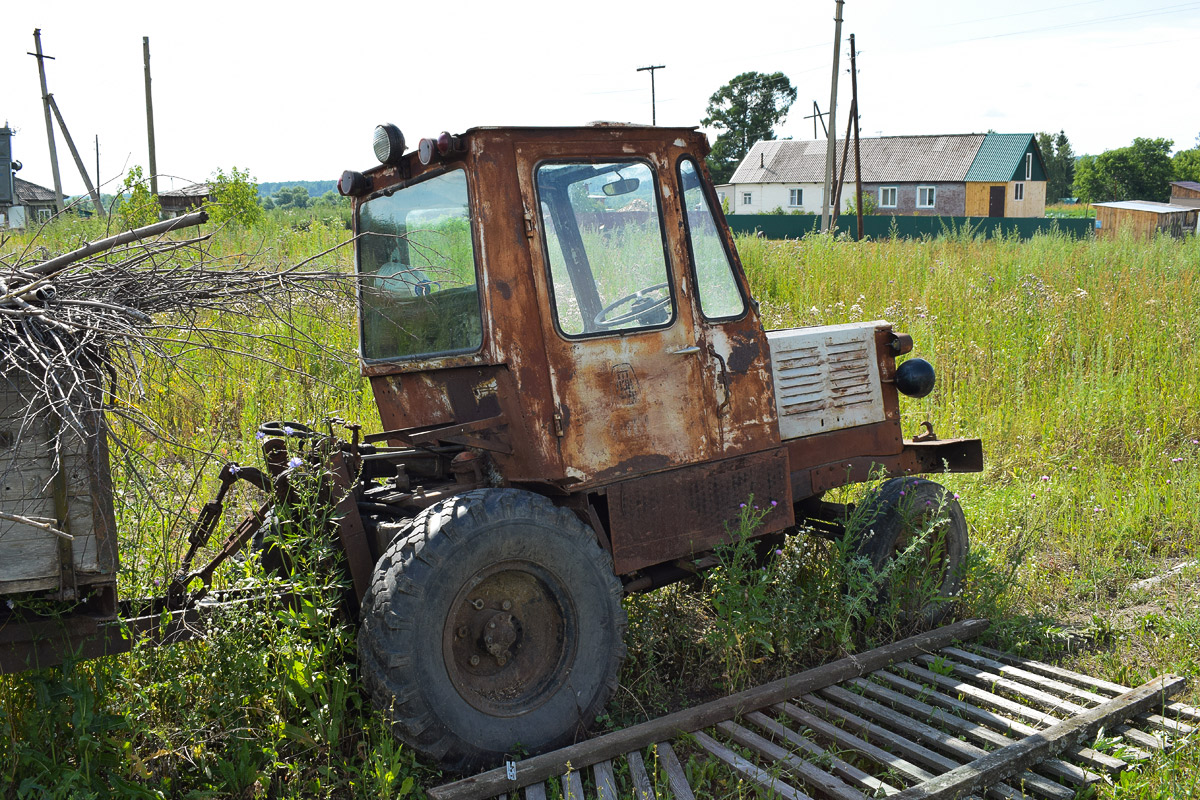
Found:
[718,132,1046,218]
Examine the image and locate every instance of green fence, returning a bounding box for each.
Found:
[724,214,1094,241]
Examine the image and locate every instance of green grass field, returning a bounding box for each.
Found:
[2,217,1199,798]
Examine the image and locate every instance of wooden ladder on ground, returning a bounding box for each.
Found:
[431,619,1195,800]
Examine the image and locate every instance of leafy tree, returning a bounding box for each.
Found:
[1036,130,1075,202]
[273,185,311,210]
[702,71,797,184]
[1072,138,1174,203]
[1173,147,1200,184]
[116,166,161,229]
[205,166,263,227]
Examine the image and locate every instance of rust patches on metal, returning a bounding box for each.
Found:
[607,448,794,575]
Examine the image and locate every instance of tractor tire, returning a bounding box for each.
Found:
[358,488,627,774]
[856,477,969,627]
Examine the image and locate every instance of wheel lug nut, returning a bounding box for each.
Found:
[496,655,508,667]
[471,599,484,610]
[501,600,512,611]
[469,655,480,666]
[485,635,493,644]
[457,626,468,638]
[488,621,496,629]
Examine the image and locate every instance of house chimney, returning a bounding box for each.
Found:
[0,126,13,206]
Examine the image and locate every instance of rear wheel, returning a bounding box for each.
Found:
[856,477,969,626]
[358,489,626,773]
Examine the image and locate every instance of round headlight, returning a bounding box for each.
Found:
[895,357,936,398]
[373,124,405,165]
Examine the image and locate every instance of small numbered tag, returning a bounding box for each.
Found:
[505,758,518,781]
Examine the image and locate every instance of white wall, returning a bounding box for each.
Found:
[721,182,851,214]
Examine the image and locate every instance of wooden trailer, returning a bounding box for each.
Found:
[1,374,118,615]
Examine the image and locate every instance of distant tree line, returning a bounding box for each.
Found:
[1069,133,1200,205]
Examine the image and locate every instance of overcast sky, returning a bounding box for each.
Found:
[5,0,1199,196]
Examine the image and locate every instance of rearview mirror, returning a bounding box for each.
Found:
[602,178,640,196]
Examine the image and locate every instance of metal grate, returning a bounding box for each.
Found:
[767,322,885,440]
[432,619,1194,800]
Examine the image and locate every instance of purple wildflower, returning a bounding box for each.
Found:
[283,426,295,436]
[255,430,266,441]
[287,456,304,469]
[228,464,241,475]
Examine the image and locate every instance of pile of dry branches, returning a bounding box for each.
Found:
[1,212,355,445]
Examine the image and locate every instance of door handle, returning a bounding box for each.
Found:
[670,345,702,355]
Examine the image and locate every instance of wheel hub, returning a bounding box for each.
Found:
[443,560,575,717]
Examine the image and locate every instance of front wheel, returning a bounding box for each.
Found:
[358,489,626,773]
[856,477,969,627]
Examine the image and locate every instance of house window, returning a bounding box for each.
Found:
[1014,183,1024,201]
[917,186,936,208]
[789,188,803,207]
[879,187,897,208]
[1025,153,1032,181]
[742,191,753,206]
[36,208,52,223]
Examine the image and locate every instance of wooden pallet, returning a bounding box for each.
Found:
[431,619,1195,800]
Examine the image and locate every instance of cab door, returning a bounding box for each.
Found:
[674,156,780,458]
[515,141,716,487]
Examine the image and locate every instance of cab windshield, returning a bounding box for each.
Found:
[356,170,481,361]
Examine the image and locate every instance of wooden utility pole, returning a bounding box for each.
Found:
[143,36,158,198]
[820,0,845,232]
[29,29,64,213]
[637,65,666,126]
[47,96,105,217]
[850,33,864,240]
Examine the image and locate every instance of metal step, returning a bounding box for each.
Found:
[431,618,1189,800]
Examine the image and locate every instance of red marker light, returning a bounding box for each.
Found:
[436,131,452,156]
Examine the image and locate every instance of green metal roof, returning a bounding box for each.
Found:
[964,133,1040,182]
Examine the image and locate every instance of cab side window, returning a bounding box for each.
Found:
[678,159,745,320]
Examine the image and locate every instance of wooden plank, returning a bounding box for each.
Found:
[969,645,1200,724]
[799,694,1027,800]
[915,654,1086,717]
[429,619,989,799]
[888,675,1186,800]
[625,750,656,800]
[849,677,1100,788]
[593,760,618,800]
[561,767,584,800]
[886,663,1137,769]
[942,647,1110,705]
[817,685,1074,800]
[692,730,812,800]
[1112,724,1168,751]
[776,701,935,784]
[657,741,695,800]
[717,720,867,800]
[523,785,546,800]
[745,710,901,796]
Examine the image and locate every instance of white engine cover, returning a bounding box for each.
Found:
[767,321,887,441]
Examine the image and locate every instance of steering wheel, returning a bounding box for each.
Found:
[593,283,671,329]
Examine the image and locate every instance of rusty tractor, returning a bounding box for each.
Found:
[0,122,981,775]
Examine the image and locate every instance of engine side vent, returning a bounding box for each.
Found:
[767,322,886,440]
